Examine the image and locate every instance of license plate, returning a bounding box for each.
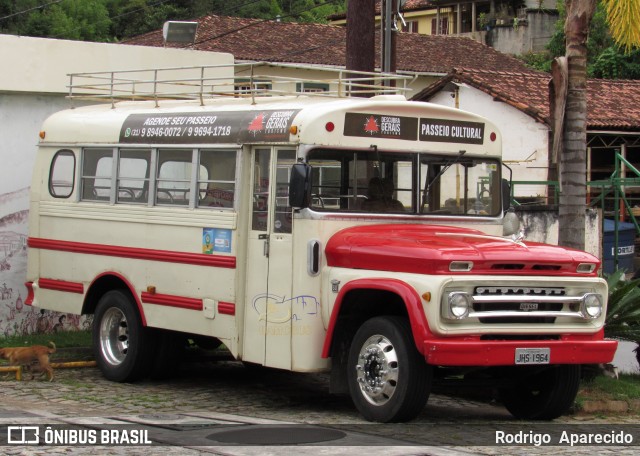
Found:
[515,348,550,365]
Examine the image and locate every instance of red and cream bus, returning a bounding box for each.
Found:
[26,65,616,422]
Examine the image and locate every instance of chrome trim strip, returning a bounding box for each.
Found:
[472,294,589,304]
[468,310,585,319]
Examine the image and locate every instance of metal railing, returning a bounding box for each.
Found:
[67,62,414,108]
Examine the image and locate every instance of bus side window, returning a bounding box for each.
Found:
[81,148,113,202]
[156,149,192,206]
[49,150,75,198]
[197,149,237,209]
[117,149,150,204]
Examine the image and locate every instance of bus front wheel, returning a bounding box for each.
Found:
[347,316,431,422]
[93,290,155,382]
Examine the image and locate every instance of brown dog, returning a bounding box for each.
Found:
[0,341,56,381]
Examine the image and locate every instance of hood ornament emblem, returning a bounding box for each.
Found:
[512,229,525,244]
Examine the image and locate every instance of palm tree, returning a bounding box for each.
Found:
[556,0,640,250]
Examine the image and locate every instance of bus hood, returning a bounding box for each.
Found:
[324,224,600,276]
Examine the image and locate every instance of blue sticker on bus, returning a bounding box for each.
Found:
[203,228,232,254]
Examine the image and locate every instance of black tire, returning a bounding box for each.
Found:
[499,364,581,420]
[149,329,187,379]
[347,316,432,422]
[93,289,155,382]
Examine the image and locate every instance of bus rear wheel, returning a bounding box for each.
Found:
[347,316,431,422]
[93,289,155,382]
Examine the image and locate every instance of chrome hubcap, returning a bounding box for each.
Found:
[355,334,399,406]
[99,307,129,366]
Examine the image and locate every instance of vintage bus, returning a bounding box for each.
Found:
[26,65,616,422]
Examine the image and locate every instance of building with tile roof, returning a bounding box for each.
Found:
[124,13,533,93]
[413,68,640,205]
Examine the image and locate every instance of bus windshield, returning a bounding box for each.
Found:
[307,148,501,216]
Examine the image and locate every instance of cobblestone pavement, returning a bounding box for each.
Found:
[0,358,639,455]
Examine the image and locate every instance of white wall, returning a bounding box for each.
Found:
[0,93,72,196]
[1,34,233,94]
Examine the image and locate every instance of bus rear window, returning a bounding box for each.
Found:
[49,150,75,198]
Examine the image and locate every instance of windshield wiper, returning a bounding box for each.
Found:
[425,150,467,196]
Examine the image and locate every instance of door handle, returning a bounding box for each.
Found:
[259,234,270,257]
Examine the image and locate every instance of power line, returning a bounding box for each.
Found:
[217,0,266,17]
[0,0,64,23]
[189,0,343,48]
[109,0,174,22]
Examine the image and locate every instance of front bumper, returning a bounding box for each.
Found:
[423,337,618,366]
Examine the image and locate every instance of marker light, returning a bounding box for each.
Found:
[39,131,46,139]
[450,261,473,272]
[490,132,496,142]
[289,125,298,135]
[325,122,335,132]
[576,263,596,273]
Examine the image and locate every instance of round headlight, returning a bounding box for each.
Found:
[448,292,472,319]
[582,293,603,319]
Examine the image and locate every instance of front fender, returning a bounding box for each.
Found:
[321,278,432,358]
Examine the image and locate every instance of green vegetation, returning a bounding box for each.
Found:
[0,329,92,349]
[576,373,640,414]
[604,269,640,343]
[520,0,640,79]
[0,0,347,42]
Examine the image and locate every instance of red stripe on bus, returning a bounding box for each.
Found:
[218,301,236,315]
[28,237,236,269]
[141,292,203,311]
[39,278,84,294]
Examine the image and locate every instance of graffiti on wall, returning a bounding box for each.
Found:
[0,188,89,338]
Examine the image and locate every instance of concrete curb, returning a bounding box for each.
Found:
[580,399,640,414]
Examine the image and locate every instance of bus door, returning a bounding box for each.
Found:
[243,147,296,368]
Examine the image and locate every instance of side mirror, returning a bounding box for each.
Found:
[503,208,521,236]
[289,163,312,209]
[501,178,520,236]
[501,178,511,212]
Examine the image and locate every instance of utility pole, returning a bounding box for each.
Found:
[381,0,398,74]
[346,0,375,74]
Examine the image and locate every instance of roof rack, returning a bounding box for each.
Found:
[68,61,414,108]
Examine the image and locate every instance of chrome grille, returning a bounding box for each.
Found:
[470,286,578,324]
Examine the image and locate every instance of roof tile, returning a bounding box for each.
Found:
[413,68,640,130]
[124,14,530,74]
